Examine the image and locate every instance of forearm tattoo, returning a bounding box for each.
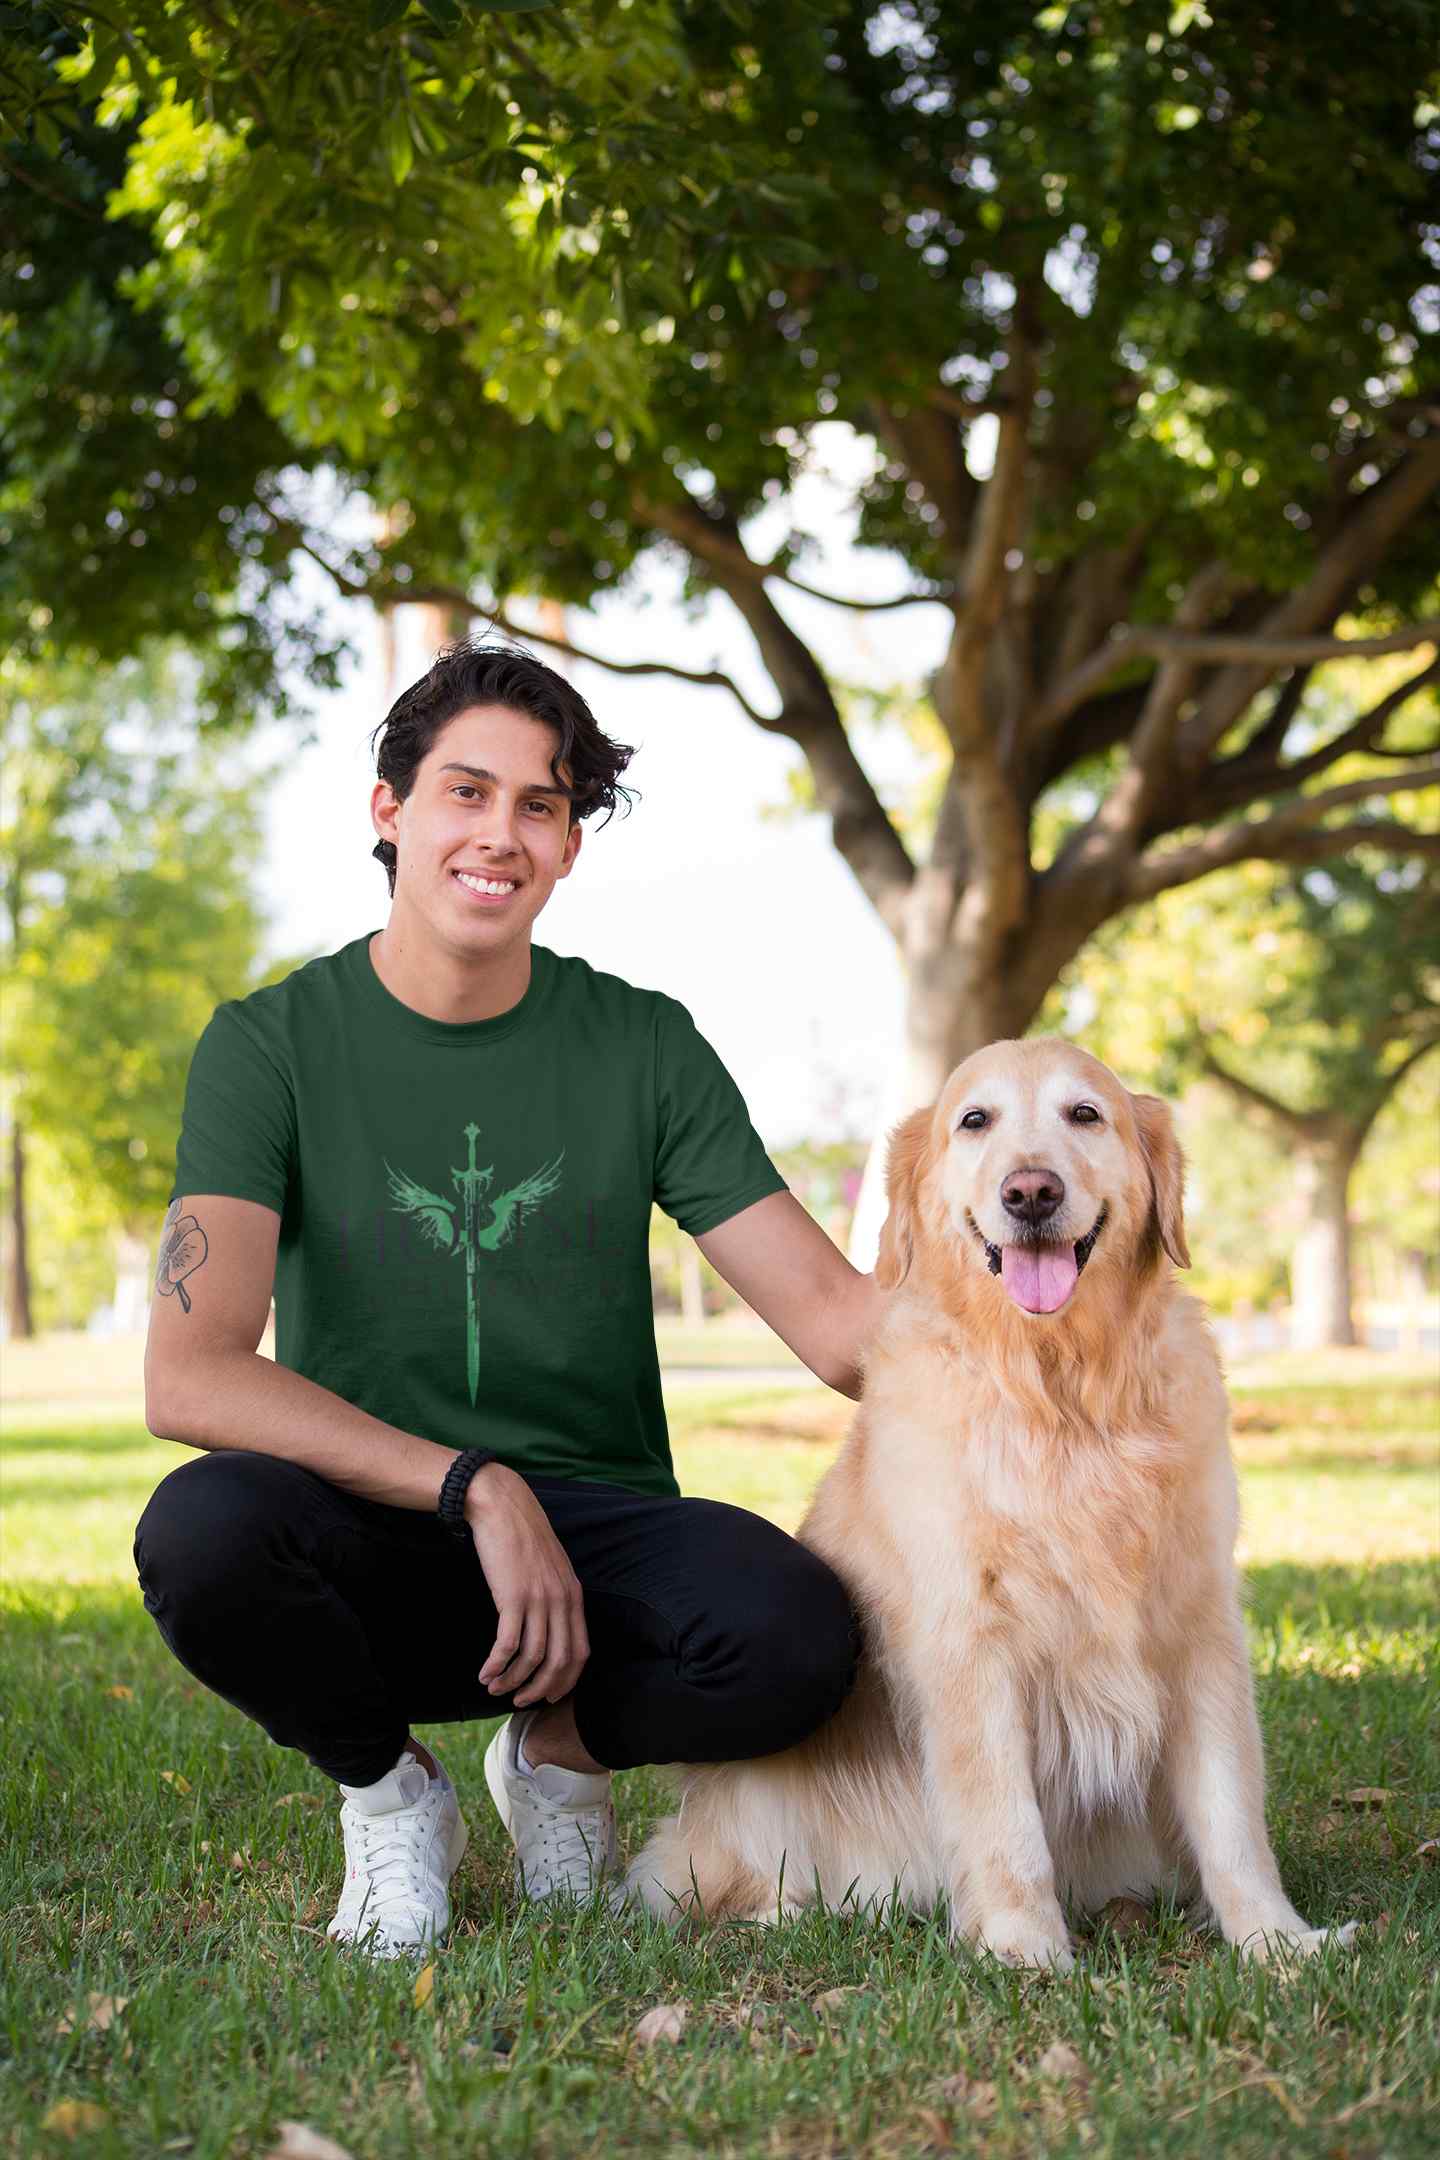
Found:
[155,1198,210,1316]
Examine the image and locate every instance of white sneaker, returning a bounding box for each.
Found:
[326,1749,469,1959]
[484,1713,617,1903]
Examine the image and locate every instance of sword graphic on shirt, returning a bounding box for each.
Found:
[382,1122,565,1406]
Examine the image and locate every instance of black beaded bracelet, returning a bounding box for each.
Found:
[437,1447,498,1537]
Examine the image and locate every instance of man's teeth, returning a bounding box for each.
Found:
[454,871,516,896]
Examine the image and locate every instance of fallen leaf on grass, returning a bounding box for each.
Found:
[41,2101,111,2136]
[263,2125,357,2160]
[106,1685,134,1702]
[909,2106,952,2150]
[54,1992,129,2036]
[412,1964,435,2011]
[633,2004,687,2047]
[274,1792,323,1810]
[1414,1838,1438,1863]
[937,2075,998,2119]
[1035,2041,1089,2087]
[1096,1896,1150,1936]
[812,1986,864,2015]
[160,1770,193,1794]
[1333,1787,1392,1809]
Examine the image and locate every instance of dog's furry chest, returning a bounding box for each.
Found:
[860,1412,1179,1824]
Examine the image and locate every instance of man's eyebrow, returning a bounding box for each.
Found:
[437,762,573,798]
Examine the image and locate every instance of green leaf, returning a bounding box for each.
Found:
[384,107,415,184]
[762,236,828,267]
[367,0,411,27]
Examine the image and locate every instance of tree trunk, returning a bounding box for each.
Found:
[7,1114,34,1341]
[1290,1128,1364,1351]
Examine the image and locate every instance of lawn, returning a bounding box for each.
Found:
[1,1352,1436,2157]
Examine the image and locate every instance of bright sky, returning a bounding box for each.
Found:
[253,424,972,1149]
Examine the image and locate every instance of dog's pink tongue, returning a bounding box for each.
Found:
[1000,1243,1078,1313]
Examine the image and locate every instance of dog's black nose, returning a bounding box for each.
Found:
[1000,1167,1065,1224]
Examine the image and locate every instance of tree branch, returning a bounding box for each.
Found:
[1180,439,1440,765]
[925,289,1043,955]
[627,497,917,935]
[867,399,978,567]
[1129,761,1440,899]
[1361,1033,1440,1135]
[1199,654,1440,817]
[1037,615,1440,736]
[1198,1043,1317,1138]
[289,536,778,725]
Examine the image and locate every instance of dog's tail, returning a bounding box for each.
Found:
[627,1789,782,1925]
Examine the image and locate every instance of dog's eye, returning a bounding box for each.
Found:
[1070,1103,1102,1126]
[958,1108,988,1131]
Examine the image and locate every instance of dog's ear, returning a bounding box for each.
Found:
[1130,1093,1190,1269]
[875,1107,934,1289]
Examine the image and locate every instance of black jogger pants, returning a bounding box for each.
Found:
[133,1450,859,1788]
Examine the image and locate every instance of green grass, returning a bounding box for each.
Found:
[1,1369,1437,2156]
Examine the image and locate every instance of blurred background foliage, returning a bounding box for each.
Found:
[2,1,1436,1348]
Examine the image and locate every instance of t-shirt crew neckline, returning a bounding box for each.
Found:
[346,931,556,1047]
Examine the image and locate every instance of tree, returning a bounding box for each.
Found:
[0,5,346,724]
[8,1,1439,1102]
[1044,832,1440,1349]
[0,646,309,1336]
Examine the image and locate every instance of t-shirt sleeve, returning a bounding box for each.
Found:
[170,1002,295,1216]
[652,997,788,1236]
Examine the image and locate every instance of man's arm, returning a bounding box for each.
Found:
[695,1190,886,1399]
[144,1193,589,1708]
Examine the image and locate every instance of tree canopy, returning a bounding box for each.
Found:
[6,0,1438,1076]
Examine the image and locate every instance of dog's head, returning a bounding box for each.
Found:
[875,1038,1189,1319]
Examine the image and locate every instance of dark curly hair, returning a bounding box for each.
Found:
[369,639,637,896]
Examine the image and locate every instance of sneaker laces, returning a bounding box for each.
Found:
[526,1801,611,1890]
[349,1794,437,1907]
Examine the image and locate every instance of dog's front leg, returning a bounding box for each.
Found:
[914,1654,1073,1972]
[1161,1614,1357,1962]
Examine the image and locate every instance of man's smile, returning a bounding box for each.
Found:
[453,869,519,902]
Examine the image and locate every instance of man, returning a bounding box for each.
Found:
[137,640,883,1960]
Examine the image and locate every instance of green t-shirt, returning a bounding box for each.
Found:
[169,933,787,1496]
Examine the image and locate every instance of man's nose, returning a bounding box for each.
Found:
[1000,1167,1066,1225]
[473,802,522,851]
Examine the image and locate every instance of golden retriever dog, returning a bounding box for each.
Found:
[629,1038,1356,1967]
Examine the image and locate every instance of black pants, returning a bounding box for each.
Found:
[133,1450,859,1788]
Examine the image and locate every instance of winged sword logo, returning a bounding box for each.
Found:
[382,1121,564,1405]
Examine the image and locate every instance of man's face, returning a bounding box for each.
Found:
[371,703,582,955]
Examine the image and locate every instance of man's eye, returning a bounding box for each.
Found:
[1071,1103,1102,1125]
[958,1108,988,1131]
[525,800,553,815]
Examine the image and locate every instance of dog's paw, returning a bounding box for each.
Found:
[1236,1919,1360,1964]
[973,1912,1076,1974]
[732,1896,808,1926]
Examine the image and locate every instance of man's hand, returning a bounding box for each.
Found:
[465,1463,590,1708]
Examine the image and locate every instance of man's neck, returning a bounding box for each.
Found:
[368,920,533,1024]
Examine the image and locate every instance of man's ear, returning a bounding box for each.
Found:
[875,1107,934,1289]
[558,816,583,877]
[1130,1093,1190,1269]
